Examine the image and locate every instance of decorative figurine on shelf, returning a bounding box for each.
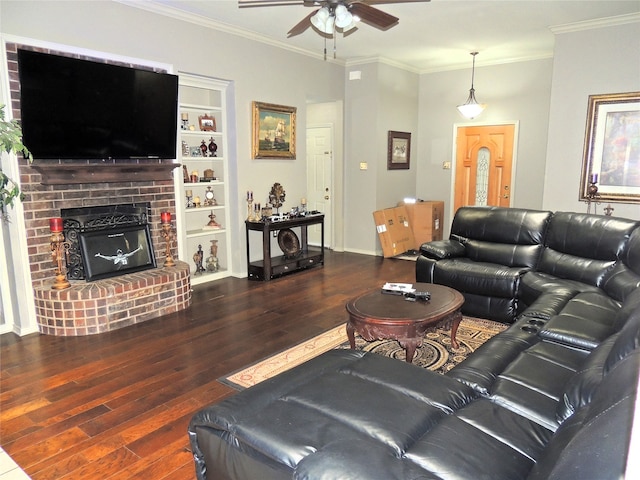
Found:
[204,168,215,181]
[181,113,189,130]
[604,204,615,216]
[193,195,201,208]
[200,140,208,157]
[203,186,217,206]
[208,137,218,157]
[183,165,190,183]
[206,239,219,272]
[185,189,194,208]
[182,141,190,157]
[269,182,286,214]
[193,244,205,275]
[204,211,222,230]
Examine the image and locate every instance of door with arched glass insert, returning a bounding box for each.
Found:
[454,124,515,212]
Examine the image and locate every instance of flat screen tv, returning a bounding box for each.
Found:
[17,49,178,160]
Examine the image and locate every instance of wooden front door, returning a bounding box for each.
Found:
[454,124,515,211]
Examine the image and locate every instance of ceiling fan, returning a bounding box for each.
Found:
[238,0,430,38]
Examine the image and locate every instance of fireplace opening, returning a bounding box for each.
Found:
[62,203,156,281]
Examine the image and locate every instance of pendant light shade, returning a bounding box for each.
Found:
[457,52,486,119]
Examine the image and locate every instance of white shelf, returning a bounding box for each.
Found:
[181,102,222,112]
[175,73,233,285]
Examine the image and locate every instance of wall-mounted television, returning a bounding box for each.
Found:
[17,49,178,161]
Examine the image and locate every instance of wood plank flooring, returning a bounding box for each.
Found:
[1,251,415,479]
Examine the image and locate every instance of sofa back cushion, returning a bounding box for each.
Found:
[537,212,639,287]
[601,227,640,302]
[450,207,552,267]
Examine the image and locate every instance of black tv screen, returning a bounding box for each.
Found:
[17,49,178,160]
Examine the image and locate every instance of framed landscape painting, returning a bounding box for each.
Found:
[252,101,296,159]
[580,91,640,204]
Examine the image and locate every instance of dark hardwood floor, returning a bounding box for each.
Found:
[1,251,415,479]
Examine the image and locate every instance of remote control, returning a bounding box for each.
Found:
[404,291,431,302]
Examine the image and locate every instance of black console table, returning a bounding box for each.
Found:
[246,214,324,281]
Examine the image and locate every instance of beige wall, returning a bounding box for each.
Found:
[544,21,640,220]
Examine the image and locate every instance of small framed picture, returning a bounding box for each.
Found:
[190,147,201,157]
[387,131,411,170]
[198,114,217,132]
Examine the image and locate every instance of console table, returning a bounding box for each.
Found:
[246,214,324,281]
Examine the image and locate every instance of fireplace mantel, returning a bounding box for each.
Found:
[32,161,180,185]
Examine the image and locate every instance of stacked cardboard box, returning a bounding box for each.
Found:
[401,201,445,250]
[373,201,445,257]
[372,206,415,258]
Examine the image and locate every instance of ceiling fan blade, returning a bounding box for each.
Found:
[359,0,430,4]
[287,9,318,37]
[350,3,399,29]
[239,0,305,8]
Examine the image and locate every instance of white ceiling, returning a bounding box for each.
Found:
[123,0,640,72]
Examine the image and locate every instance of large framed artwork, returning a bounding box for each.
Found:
[387,131,411,170]
[251,101,296,159]
[580,91,640,204]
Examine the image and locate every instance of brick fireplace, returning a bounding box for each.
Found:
[7,42,192,336]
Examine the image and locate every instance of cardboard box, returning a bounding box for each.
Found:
[373,206,416,258]
[401,201,445,249]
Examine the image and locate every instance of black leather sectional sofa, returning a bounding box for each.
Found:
[189,207,640,480]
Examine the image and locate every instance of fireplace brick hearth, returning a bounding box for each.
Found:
[33,261,191,336]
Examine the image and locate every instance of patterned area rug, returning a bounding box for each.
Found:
[221,317,507,390]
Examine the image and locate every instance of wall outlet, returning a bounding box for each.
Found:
[359,162,368,170]
[442,161,452,170]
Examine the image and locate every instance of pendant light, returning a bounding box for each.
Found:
[457,52,486,119]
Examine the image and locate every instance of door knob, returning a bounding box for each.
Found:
[503,195,510,199]
[324,195,330,200]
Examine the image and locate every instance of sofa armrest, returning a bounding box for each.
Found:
[420,239,466,260]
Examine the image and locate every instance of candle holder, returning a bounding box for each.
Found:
[160,220,176,267]
[586,180,601,214]
[247,198,255,221]
[50,230,71,290]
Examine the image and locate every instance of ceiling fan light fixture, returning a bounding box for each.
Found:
[334,4,352,29]
[457,52,486,119]
[311,6,330,31]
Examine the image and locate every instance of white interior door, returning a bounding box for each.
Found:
[306,126,333,248]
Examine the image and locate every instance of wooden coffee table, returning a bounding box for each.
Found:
[345,283,464,363]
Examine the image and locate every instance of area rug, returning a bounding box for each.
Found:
[221,317,507,390]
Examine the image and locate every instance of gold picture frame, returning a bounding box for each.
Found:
[252,101,296,159]
[387,131,411,170]
[580,91,640,204]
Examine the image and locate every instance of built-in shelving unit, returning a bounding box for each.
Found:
[174,73,232,286]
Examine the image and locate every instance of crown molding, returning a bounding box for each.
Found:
[550,12,640,34]
[115,0,344,66]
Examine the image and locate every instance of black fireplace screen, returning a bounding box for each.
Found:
[62,203,156,281]
[80,224,156,281]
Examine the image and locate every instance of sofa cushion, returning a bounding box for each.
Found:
[519,271,599,306]
[536,212,639,287]
[536,292,621,350]
[433,259,527,298]
[601,227,640,302]
[465,240,542,268]
[450,206,552,247]
[527,350,639,480]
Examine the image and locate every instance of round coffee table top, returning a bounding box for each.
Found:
[346,283,464,326]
